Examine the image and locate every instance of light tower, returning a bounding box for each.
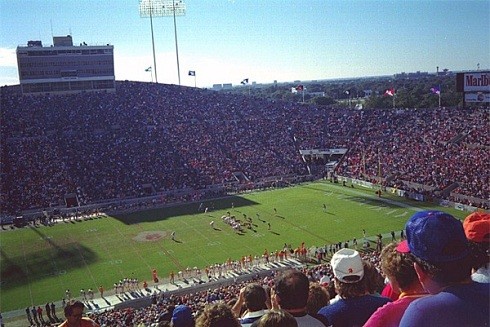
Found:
[139,0,186,85]
[139,0,165,83]
[161,0,186,85]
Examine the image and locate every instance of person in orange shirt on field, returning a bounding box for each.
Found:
[152,268,158,283]
[263,249,269,263]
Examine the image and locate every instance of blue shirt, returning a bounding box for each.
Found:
[317,294,391,327]
[400,282,490,327]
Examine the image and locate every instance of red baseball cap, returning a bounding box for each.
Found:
[463,212,490,243]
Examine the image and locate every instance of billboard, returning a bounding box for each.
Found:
[465,92,490,103]
[456,72,490,92]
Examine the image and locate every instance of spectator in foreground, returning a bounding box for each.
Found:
[398,210,490,326]
[363,242,428,327]
[272,269,326,326]
[317,248,391,327]
[463,211,490,283]
[195,302,240,327]
[171,304,195,327]
[231,283,268,326]
[306,283,330,316]
[253,309,298,327]
[58,300,99,327]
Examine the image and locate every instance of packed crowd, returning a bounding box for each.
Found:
[1,82,488,215]
[28,210,489,327]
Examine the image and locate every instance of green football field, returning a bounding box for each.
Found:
[0,181,467,312]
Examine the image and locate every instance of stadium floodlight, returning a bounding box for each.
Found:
[139,0,186,85]
[160,0,186,86]
[139,0,166,83]
[161,0,186,16]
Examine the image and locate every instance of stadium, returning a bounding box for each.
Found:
[1,3,489,327]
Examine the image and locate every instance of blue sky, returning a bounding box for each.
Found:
[0,0,489,87]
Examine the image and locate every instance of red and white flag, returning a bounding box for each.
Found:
[384,88,395,97]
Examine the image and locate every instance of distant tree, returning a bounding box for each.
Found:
[313,96,336,106]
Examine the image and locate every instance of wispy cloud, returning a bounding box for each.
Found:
[0,47,17,67]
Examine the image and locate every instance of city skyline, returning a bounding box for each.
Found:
[0,0,489,88]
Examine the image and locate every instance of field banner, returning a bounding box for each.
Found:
[455,203,466,211]
[439,199,450,207]
[408,192,425,202]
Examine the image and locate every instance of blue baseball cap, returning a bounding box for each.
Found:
[397,210,470,263]
[171,305,194,327]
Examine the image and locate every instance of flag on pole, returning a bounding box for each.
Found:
[430,86,440,95]
[383,88,395,97]
[188,70,196,76]
[145,66,152,72]
[241,78,249,85]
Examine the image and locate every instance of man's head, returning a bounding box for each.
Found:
[306,283,330,315]
[463,212,490,243]
[63,300,85,326]
[195,302,240,327]
[463,211,490,272]
[243,283,267,312]
[380,242,419,292]
[274,269,309,311]
[171,305,194,327]
[398,210,470,262]
[397,210,472,292]
[330,248,367,298]
[330,248,364,283]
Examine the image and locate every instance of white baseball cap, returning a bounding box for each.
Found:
[331,248,364,283]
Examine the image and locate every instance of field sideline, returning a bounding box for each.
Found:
[0,181,467,312]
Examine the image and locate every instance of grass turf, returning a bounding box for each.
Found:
[0,181,467,312]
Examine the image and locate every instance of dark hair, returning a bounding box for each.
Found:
[334,277,366,299]
[243,284,267,311]
[325,280,337,300]
[306,283,330,315]
[274,269,309,310]
[363,261,385,294]
[468,241,490,271]
[63,300,85,317]
[414,254,473,285]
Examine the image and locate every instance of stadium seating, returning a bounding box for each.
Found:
[1,81,488,216]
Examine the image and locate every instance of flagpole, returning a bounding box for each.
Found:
[438,84,441,108]
[149,5,158,83]
[172,0,181,85]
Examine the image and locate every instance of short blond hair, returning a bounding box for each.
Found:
[380,242,417,291]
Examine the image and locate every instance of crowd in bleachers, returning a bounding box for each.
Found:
[1,82,488,215]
